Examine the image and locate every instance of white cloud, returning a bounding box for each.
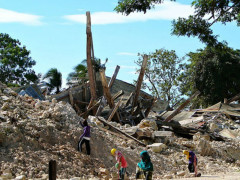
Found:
[117,52,137,56]
[121,65,137,69]
[0,8,43,25]
[63,1,194,25]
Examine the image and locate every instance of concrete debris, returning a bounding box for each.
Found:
[1,81,240,179]
[147,143,167,153]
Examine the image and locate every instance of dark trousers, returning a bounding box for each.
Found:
[119,167,126,180]
[78,138,90,155]
[188,163,195,173]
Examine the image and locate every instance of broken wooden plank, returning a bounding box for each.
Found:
[98,126,131,141]
[95,66,121,116]
[164,91,200,122]
[125,92,133,107]
[86,11,97,110]
[75,100,89,105]
[226,92,240,104]
[96,117,146,146]
[108,98,122,121]
[80,99,101,117]
[112,90,124,100]
[131,55,148,114]
[99,69,120,122]
[108,65,120,89]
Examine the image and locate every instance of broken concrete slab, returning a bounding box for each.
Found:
[147,143,167,153]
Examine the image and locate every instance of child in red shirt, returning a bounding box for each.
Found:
[111,148,127,180]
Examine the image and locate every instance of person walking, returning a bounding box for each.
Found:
[111,148,127,180]
[183,150,201,177]
[136,150,153,180]
[78,120,91,155]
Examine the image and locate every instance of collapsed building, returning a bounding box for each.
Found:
[1,11,240,180]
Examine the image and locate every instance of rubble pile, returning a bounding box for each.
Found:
[0,82,104,179]
[1,81,240,179]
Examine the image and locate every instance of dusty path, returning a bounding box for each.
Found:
[170,171,240,180]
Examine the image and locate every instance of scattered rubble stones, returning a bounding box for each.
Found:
[1,81,240,179]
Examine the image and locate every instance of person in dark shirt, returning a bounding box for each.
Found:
[78,120,91,155]
[183,150,201,177]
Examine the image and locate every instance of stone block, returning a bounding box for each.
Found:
[147,143,167,153]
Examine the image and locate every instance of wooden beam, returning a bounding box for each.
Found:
[226,92,240,104]
[96,66,121,116]
[164,91,200,122]
[108,99,122,121]
[99,69,120,122]
[80,99,101,117]
[112,90,124,100]
[96,117,146,146]
[131,55,148,113]
[125,92,133,107]
[86,11,97,109]
[108,65,120,89]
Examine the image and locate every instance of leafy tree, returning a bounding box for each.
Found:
[115,0,240,45]
[179,43,240,107]
[0,33,38,85]
[43,68,62,94]
[67,57,108,86]
[115,0,171,15]
[67,64,88,86]
[135,49,183,107]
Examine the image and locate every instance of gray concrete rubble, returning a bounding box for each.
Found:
[1,81,240,179]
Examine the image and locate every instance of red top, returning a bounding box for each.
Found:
[116,151,127,168]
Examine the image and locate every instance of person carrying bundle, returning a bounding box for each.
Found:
[136,150,153,180]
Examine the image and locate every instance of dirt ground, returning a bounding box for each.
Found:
[171,171,240,180]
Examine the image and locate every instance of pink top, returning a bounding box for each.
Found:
[116,151,127,168]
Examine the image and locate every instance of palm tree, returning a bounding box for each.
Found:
[67,64,87,86]
[43,68,62,94]
[67,57,108,86]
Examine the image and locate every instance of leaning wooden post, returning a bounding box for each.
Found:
[164,91,200,122]
[96,65,121,116]
[131,55,148,114]
[97,117,146,146]
[99,69,120,122]
[108,65,120,90]
[86,11,97,110]
[49,160,57,180]
[108,99,122,121]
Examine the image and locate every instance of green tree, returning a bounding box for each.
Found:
[115,0,171,15]
[179,44,240,107]
[0,33,38,85]
[43,68,62,94]
[115,0,240,46]
[67,57,108,86]
[67,64,88,86]
[136,49,183,107]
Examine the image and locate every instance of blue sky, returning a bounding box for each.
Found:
[1,0,240,89]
